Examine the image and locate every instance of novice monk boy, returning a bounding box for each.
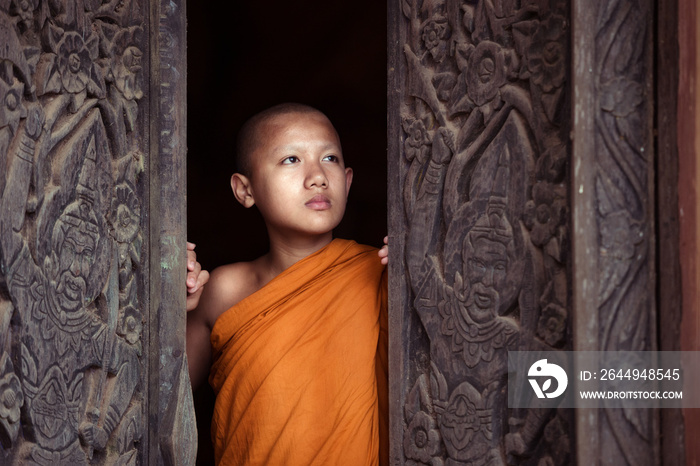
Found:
[185,103,389,465]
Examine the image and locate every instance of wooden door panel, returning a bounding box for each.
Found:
[389,0,659,464]
[0,0,192,464]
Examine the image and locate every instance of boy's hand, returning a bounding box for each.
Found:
[186,242,210,311]
[378,236,389,265]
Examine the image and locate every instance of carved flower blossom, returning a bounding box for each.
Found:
[465,41,507,108]
[119,305,143,352]
[523,182,566,255]
[421,16,450,63]
[35,27,105,112]
[111,183,141,245]
[0,372,24,426]
[403,118,431,164]
[527,14,567,93]
[57,32,97,94]
[404,411,441,464]
[537,303,566,347]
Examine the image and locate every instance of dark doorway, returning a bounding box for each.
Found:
[186,2,387,463]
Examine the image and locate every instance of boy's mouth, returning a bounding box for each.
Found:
[305,194,332,210]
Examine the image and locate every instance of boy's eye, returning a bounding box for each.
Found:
[282,156,300,164]
[322,155,339,163]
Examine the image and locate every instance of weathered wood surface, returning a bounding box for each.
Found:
[0,0,193,464]
[572,0,657,464]
[389,1,573,464]
[390,0,662,464]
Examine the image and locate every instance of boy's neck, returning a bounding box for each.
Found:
[263,231,334,276]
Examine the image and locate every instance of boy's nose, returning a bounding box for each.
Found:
[305,164,328,188]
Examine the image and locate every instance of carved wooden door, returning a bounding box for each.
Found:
[388,0,664,465]
[0,0,193,464]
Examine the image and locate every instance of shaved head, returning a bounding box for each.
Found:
[235,103,336,177]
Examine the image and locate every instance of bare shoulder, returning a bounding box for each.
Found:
[193,261,262,329]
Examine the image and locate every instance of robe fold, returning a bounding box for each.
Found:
[210,239,388,465]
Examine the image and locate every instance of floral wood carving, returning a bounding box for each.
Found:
[0,0,147,463]
[591,0,655,464]
[398,1,572,464]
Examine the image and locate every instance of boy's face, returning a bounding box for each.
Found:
[234,111,353,240]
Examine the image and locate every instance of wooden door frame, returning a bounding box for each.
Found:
[677,0,699,463]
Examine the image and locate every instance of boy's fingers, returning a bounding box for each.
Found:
[187,249,197,270]
[187,268,209,293]
[187,241,196,250]
[187,263,202,288]
[197,270,210,289]
[378,237,389,266]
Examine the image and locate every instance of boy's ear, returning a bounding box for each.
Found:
[344,167,353,197]
[231,173,255,208]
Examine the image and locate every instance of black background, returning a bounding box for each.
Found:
[186,2,387,463]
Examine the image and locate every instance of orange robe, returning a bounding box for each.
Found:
[209,239,388,465]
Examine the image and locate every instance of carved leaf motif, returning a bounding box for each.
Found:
[593,1,655,464]
[20,343,38,387]
[541,87,563,124]
[622,405,650,441]
[596,177,643,303]
[404,45,445,126]
[405,377,423,422]
[115,449,137,466]
[116,402,142,456]
[68,372,82,407]
[616,112,642,152]
[600,77,643,117]
[401,0,412,20]
[429,361,448,403]
[432,72,457,102]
